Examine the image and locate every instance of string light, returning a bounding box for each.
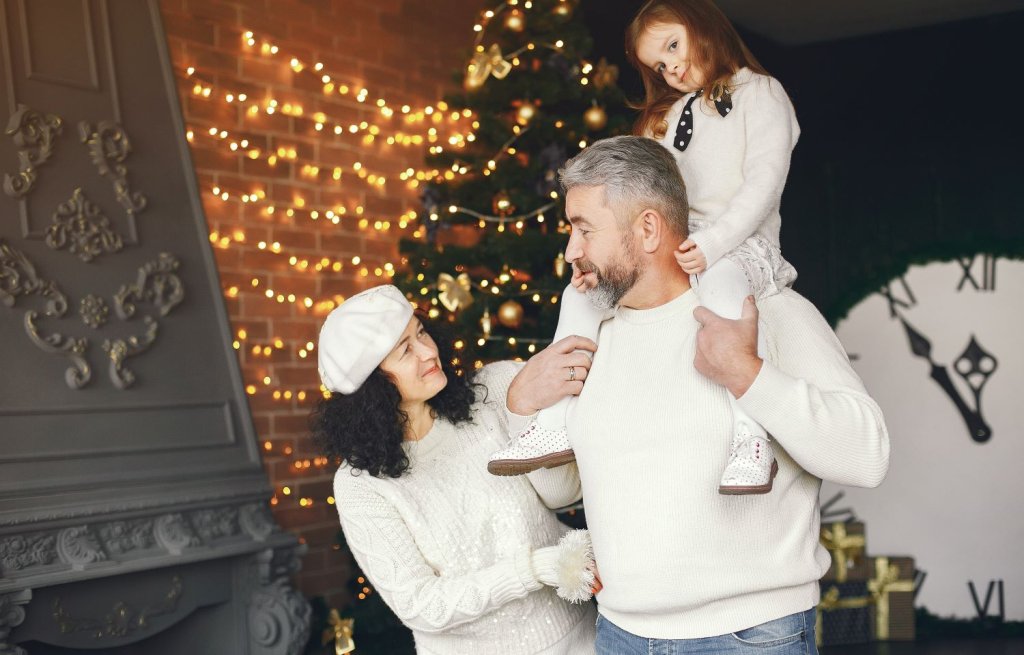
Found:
[237,31,474,125]
[187,126,396,190]
[203,183,423,237]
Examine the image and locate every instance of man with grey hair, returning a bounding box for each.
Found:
[505,135,889,653]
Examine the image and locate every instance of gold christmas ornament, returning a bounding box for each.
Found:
[497,299,524,329]
[464,44,512,91]
[322,609,355,655]
[516,102,537,125]
[437,272,474,312]
[591,58,619,90]
[492,191,515,217]
[504,8,525,32]
[583,103,608,131]
[554,251,567,277]
[480,309,493,336]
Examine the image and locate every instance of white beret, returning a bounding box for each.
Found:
[317,285,414,394]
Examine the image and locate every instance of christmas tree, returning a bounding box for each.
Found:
[394,0,631,363]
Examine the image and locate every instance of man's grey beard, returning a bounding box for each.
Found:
[585,277,630,310]
[582,247,641,310]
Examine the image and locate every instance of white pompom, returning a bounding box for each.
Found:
[554,529,595,604]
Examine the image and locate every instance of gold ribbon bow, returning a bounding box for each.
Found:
[868,557,915,640]
[821,522,865,583]
[815,584,874,647]
[465,44,512,90]
[437,272,474,312]
[321,609,355,655]
[591,58,619,90]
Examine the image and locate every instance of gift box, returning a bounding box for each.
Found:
[868,555,916,641]
[816,581,874,647]
[820,521,870,582]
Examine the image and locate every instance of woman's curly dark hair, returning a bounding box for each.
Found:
[311,316,478,478]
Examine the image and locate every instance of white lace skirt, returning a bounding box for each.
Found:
[692,219,797,299]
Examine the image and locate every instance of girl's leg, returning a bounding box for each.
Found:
[488,284,606,476]
[692,259,777,495]
[536,284,606,430]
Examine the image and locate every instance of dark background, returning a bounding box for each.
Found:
[581,3,1024,322]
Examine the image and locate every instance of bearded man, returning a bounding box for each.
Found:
[504,135,890,653]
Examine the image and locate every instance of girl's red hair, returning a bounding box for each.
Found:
[625,0,768,138]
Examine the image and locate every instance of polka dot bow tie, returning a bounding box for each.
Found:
[673,87,733,152]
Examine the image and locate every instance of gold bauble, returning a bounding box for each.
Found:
[554,252,567,277]
[492,191,515,217]
[583,104,607,131]
[504,8,525,32]
[516,102,536,125]
[497,299,524,329]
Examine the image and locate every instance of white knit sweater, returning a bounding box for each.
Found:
[656,67,800,273]
[538,288,889,639]
[333,362,595,655]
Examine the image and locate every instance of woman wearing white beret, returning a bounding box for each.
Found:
[312,284,598,654]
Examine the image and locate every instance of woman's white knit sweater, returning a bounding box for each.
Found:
[332,362,595,654]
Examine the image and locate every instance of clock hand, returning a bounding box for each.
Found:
[953,336,997,443]
[899,317,992,443]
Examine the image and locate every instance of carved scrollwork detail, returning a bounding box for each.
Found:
[79,294,109,328]
[240,503,276,543]
[153,514,199,555]
[79,120,147,220]
[0,533,57,574]
[3,104,63,198]
[248,546,311,655]
[113,253,183,319]
[52,575,182,639]
[46,188,124,262]
[102,316,158,390]
[97,253,184,388]
[191,507,239,542]
[56,526,107,570]
[0,238,92,389]
[1,589,32,655]
[98,519,155,556]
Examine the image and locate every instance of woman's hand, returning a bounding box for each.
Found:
[589,560,603,595]
[506,335,597,416]
[675,238,707,275]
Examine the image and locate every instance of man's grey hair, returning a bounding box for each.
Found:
[559,135,689,237]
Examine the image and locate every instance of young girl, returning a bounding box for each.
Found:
[489,0,799,495]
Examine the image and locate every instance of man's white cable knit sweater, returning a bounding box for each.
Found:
[537,288,889,639]
[332,362,595,655]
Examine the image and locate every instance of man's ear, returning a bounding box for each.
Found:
[637,208,668,254]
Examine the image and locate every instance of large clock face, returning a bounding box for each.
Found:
[823,255,1022,620]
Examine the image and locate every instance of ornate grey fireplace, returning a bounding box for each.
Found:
[0,1,309,653]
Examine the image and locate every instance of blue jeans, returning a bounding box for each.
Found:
[595,608,818,655]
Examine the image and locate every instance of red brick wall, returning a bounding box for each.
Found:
[159,0,477,606]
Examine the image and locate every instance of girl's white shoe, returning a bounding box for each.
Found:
[719,430,778,495]
[487,422,575,476]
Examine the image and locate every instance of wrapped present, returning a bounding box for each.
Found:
[868,556,916,641]
[820,521,869,582]
[816,581,874,647]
